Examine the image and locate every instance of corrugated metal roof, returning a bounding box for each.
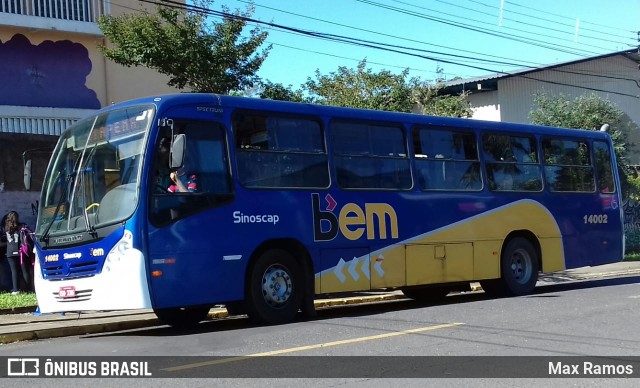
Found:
[443,49,640,90]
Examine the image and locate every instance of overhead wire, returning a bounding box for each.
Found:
[466,0,636,41]
[125,0,640,98]
[502,0,638,34]
[236,0,548,69]
[356,0,604,57]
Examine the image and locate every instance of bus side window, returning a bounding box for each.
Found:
[235,112,329,189]
[413,127,481,191]
[150,120,232,225]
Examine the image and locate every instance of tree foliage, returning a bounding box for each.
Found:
[97,2,271,93]
[304,60,415,112]
[411,80,472,118]
[530,91,634,197]
[259,81,307,103]
[530,92,625,131]
[261,59,471,118]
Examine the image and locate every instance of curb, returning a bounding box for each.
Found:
[0,316,160,344]
[0,306,37,315]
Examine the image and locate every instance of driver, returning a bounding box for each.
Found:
[168,169,198,193]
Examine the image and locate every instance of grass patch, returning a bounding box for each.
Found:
[0,292,37,310]
[624,253,640,261]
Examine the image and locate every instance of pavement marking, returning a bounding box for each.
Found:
[163,322,464,372]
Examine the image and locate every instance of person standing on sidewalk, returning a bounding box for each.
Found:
[4,211,24,295]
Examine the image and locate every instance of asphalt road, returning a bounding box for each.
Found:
[0,274,639,387]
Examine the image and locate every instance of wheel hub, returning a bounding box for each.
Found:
[261,264,293,308]
[509,248,532,284]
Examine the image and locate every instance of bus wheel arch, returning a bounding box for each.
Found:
[481,231,541,297]
[244,239,314,324]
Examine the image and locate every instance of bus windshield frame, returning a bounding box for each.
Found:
[36,104,155,241]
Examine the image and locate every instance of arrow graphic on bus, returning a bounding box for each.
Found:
[325,193,337,211]
[348,256,360,281]
[374,255,385,277]
[334,258,347,283]
[333,255,373,283]
[361,258,370,280]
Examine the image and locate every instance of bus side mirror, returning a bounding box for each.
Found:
[23,159,32,191]
[170,134,186,169]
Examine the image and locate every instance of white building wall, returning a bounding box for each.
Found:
[467,90,501,122]
[497,55,640,129]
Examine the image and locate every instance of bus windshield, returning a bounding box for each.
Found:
[36,105,155,240]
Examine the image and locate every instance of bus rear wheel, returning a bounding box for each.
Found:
[154,306,211,329]
[246,249,303,325]
[481,237,539,297]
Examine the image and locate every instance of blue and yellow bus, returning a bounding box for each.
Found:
[30,93,623,327]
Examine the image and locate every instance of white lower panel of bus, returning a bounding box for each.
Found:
[34,245,152,313]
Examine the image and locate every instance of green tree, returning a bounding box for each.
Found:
[299,59,471,118]
[530,92,633,197]
[304,60,414,112]
[97,1,271,94]
[411,80,472,118]
[259,81,307,103]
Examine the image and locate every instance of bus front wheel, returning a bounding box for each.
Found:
[246,249,303,325]
[482,237,539,297]
[154,306,211,329]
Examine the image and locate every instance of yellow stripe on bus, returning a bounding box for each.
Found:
[316,199,564,294]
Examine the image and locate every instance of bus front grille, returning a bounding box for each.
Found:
[42,261,100,279]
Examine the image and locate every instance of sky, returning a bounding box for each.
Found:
[210,0,640,89]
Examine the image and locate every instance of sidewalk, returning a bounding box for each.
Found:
[1,261,638,345]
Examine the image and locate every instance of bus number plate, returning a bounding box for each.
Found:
[58,286,76,299]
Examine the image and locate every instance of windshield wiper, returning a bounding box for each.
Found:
[41,152,84,243]
[40,169,75,243]
[78,145,99,237]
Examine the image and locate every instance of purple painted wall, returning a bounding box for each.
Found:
[0,34,100,109]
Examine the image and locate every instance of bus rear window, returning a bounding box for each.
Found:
[542,138,595,192]
[594,141,615,193]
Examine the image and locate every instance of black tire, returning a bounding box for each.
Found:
[154,306,210,329]
[224,302,246,316]
[479,278,503,297]
[245,249,303,325]
[401,285,450,302]
[482,237,539,297]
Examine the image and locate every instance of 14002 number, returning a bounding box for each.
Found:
[583,214,608,224]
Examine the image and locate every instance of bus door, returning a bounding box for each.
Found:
[147,116,236,307]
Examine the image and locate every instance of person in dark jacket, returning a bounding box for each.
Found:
[4,211,24,295]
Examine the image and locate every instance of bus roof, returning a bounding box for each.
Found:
[103,93,613,141]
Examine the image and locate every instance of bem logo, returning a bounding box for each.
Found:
[312,193,398,242]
